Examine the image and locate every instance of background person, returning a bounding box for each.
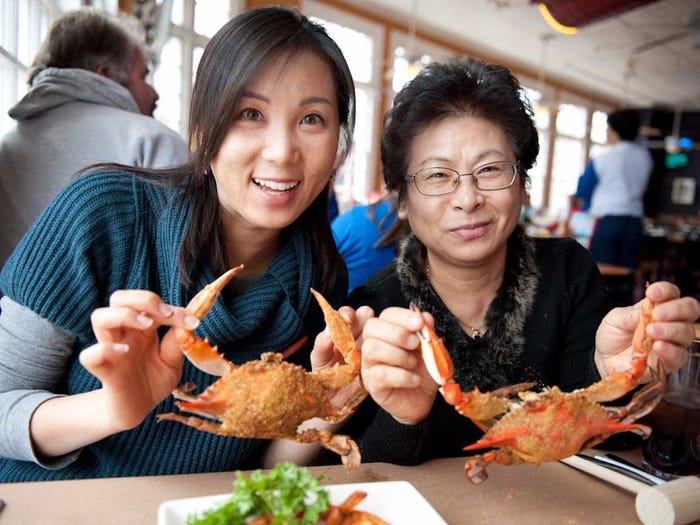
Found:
[0,6,357,482]
[332,195,410,291]
[573,109,653,269]
[0,8,189,268]
[337,58,699,465]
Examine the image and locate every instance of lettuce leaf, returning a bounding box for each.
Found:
[187,462,330,525]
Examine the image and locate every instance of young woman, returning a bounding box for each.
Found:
[341,57,700,464]
[0,6,356,481]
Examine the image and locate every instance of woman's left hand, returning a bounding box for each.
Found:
[594,281,700,381]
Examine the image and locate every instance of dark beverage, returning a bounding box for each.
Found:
[641,397,700,479]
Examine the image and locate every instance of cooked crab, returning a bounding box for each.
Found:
[158,265,367,469]
[415,298,665,483]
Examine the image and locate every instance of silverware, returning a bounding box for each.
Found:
[575,453,668,486]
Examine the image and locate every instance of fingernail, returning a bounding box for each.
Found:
[184,315,200,329]
[159,303,174,317]
[136,313,154,327]
[113,343,129,353]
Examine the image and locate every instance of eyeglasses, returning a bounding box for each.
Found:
[405,161,519,196]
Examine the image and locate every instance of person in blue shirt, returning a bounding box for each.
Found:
[332,196,410,291]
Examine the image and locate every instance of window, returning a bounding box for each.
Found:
[0,0,626,225]
[589,109,609,159]
[522,85,550,211]
[548,102,588,215]
[151,0,233,138]
[0,0,62,136]
[304,0,384,210]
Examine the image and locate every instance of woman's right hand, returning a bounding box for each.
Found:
[360,307,440,424]
[78,290,200,432]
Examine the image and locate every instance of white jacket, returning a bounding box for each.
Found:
[0,68,190,267]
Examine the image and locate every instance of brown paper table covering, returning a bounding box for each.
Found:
[0,454,642,524]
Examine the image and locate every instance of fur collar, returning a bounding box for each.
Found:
[396,226,539,390]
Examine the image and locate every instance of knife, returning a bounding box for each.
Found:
[584,453,669,485]
[560,454,650,493]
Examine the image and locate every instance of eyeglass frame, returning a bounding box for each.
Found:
[404,160,520,196]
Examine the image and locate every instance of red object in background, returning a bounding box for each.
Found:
[532,0,660,28]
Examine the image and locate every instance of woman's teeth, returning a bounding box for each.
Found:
[253,179,299,191]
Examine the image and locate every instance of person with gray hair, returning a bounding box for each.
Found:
[0,7,189,269]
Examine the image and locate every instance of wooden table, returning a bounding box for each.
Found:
[0,454,644,525]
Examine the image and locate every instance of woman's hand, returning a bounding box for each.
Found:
[594,281,700,381]
[310,305,374,370]
[79,290,200,432]
[361,307,441,425]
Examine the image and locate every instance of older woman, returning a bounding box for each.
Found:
[343,58,699,465]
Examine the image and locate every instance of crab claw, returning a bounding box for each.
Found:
[176,264,244,376]
[311,288,360,374]
[411,303,465,405]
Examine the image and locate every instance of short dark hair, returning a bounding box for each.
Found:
[381,57,539,203]
[607,109,640,141]
[27,8,143,86]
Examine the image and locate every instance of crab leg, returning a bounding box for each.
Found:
[580,298,654,403]
[176,265,244,376]
[294,428,361,471]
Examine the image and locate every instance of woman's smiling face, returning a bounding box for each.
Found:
[210,49,340,235]
[401,114,524,270]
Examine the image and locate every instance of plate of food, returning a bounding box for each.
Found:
[157,463,447,524]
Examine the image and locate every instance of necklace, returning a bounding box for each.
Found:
[460,321,484,338]
[425,260,485,338]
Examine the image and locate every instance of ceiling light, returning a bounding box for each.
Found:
[538,3,578,34]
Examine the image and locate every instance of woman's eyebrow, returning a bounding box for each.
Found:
[240,91,333,107]
[300,96,334,107]
[241,90,268,102]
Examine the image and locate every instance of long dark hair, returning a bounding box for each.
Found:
[122,6,354,295]
[381,57,538,204]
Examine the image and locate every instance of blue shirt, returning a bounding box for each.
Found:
[332,199,398,292]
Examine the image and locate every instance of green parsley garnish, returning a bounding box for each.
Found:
[186,462,330,525]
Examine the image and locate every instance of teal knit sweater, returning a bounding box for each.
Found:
[0,169,339,481]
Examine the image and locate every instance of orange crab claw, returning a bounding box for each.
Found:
[411,304,453,382]
[411,303,468,407]
[581,298,654,403]
[311,288,360,375]
[176,264,244,376]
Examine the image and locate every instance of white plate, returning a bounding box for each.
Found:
[157,480,447,524]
